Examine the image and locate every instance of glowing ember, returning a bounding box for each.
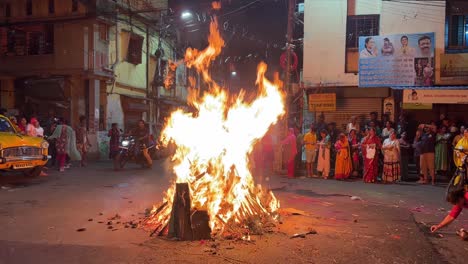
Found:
[146,18,285,236]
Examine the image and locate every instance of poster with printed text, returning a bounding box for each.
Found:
[358,33,435,87]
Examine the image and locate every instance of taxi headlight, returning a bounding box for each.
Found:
[41,141,49,149]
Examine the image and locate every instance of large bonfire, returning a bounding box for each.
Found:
[145,18,285,238]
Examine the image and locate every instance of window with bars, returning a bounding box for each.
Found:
[446,0,468,51]
[1,25,54,56]
[346,15,380,49]
[345,14,379,73]
[447,15,468,49]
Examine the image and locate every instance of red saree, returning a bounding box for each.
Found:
[361,135,381,183]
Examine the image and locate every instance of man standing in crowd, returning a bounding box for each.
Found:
[419,124,437,185]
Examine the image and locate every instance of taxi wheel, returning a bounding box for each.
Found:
[24,166,43,178]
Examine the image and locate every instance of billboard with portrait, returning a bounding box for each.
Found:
[358,33,435,87]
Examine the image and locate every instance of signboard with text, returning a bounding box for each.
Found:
[358,33,435,87]
[308,93,336,112]
[403,89,468,104]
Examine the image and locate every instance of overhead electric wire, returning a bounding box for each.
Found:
[219,0,262,18]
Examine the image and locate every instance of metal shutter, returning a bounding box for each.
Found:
[322,98,382,132]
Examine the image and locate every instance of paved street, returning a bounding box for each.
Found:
[1,159,467,264]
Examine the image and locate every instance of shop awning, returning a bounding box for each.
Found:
[391,86,468,90]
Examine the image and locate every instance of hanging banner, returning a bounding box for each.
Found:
[403,89,468,104]
[440,53,468,85]
[308,93,336,112]
[358,33,435,87]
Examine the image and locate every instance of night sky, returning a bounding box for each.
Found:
[169,0,291,90]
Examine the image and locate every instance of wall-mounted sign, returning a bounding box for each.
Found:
[358,32,435,87]
[308,93,336,112]
[403,89,468,104]
[440,53,468,85]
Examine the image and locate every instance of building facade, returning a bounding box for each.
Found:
[0,0,186,159]
[303,0,468,131]
[0,0,114,158]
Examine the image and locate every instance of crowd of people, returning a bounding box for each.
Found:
[277,112,468,186]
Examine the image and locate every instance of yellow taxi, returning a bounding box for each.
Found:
[0,115,50,177]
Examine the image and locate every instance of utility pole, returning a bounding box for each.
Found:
[285,0,296,96]
[275,0,296,174]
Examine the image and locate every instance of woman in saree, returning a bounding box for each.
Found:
[48,122,81,172]
[317,129,331,179]
[382,131,400,183]
[361,127,382,183]
[334,133,352,180]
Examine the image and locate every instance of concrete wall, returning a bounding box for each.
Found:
[0,19,109,76]
[303,0,445,87]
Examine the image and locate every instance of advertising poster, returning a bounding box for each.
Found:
[358,33,435,87]
[403,89,468,104]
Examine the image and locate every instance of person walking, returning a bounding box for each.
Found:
[317,129,331,179]
[334,133,352,180]
[49,122,81,172]
[361,127,382,183]
[281,128,297,179]
[108,123,121,160]
[76,116,92,167]
[303,126,317,177]
[382,131,400,183]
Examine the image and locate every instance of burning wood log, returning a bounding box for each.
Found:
[167,183,193,240]
[191,210,211,240]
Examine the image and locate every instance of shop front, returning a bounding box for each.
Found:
[306,87,389,132]
[120,95,149,132]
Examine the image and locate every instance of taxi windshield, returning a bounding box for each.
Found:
[0,117,16,133]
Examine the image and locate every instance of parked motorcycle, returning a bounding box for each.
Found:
[113,136,155,170]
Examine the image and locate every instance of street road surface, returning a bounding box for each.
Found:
[0,159,467,264]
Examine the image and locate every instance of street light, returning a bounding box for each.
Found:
[231,71,237,76]
[181,11,193,20]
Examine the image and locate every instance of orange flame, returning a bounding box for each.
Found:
[212,1,221,10]
[148,18,285,234]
